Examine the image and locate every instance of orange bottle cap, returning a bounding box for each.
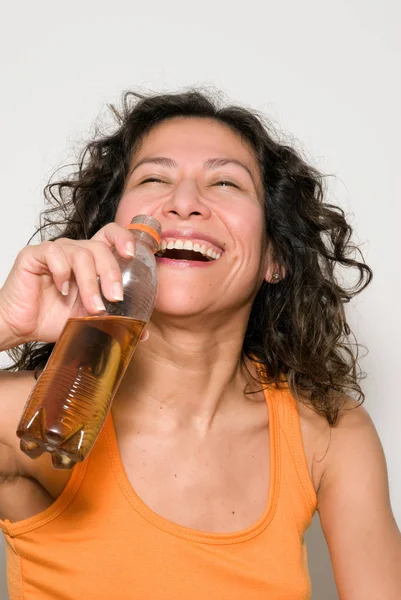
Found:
[126,223,161,244]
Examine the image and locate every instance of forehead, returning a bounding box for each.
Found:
[133,117,259,169]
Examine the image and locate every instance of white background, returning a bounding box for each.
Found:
[0,1,400,598]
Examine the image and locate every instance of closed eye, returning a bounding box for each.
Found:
[214,180,239,189]
[140,178,239,188]
[140,177,167,184]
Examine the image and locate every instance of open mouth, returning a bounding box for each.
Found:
[155,239,223,262]
[156,249,214,262]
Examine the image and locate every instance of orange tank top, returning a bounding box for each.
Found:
[1,383,317,600]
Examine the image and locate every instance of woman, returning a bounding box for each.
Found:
[0,90,400,599]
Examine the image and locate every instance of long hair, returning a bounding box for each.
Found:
[7,89,372,424]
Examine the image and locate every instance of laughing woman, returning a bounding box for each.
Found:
[0,90,400,599]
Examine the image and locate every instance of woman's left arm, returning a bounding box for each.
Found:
[317,400,401,600]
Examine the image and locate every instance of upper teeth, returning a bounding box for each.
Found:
[159,239,222,260]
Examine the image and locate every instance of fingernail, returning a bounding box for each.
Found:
[140,329,149,342]
[126,241,135,257]
[61,281,70,296]
[112,282,124,301]
[92,294,106,312]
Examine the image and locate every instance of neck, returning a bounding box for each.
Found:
[113,314,260,433]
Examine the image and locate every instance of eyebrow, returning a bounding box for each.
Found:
[130,156,255,182]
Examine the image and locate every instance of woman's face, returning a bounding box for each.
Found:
[115,117,269,320]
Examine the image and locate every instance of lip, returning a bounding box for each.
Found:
[160,229,225,253]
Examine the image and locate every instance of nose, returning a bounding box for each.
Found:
[161,179,211,220]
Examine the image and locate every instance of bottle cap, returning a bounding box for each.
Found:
[126,215,161,245]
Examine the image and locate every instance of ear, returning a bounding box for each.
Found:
[264,262,285,283]
[263,249,285,284]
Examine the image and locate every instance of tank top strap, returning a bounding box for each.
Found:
[265,383,317,518]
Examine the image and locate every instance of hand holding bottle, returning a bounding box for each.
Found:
[0,223,137,348]
[16,215,161,469]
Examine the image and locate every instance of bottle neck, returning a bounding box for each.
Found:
[132,230,159,253]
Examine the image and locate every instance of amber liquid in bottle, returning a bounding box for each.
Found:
[17,316,145,468]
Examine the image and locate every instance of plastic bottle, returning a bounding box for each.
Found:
[17,215,161,469]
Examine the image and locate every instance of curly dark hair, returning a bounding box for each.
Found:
[7,89,372,425]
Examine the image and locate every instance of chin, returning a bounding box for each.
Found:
[153,293,206,319]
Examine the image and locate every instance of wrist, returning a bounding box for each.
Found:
[0,304,25,352]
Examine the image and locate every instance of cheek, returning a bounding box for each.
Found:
[232,210,267,278]
[226,204,265,249]
[114,193,152,227]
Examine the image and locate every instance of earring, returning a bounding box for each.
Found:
[272,273,280,282]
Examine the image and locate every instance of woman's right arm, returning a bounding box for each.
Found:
[0,223,137,495]
[0,311,24,351]
[0,370,54,522]
[0,223,136,346]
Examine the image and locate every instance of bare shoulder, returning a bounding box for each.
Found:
[0,369,65,485]
[0,370,37,446]
[295,395,374,494]
[0,370,72,520]
[318,396,380,476]
[295,397,332,493]
[314,397,401,597]
[0,370,38,478]
[317,395,387,493]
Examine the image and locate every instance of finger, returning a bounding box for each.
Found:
[88,241,125,303]
[92,222,136,258]
[43,243,73,296]
[57,239,124,304]
[139,328,149,342]
[62,246,106,314]
[18,243,72,296]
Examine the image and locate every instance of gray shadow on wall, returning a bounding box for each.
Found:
[306,514,339,600]
[0,535,8,600]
